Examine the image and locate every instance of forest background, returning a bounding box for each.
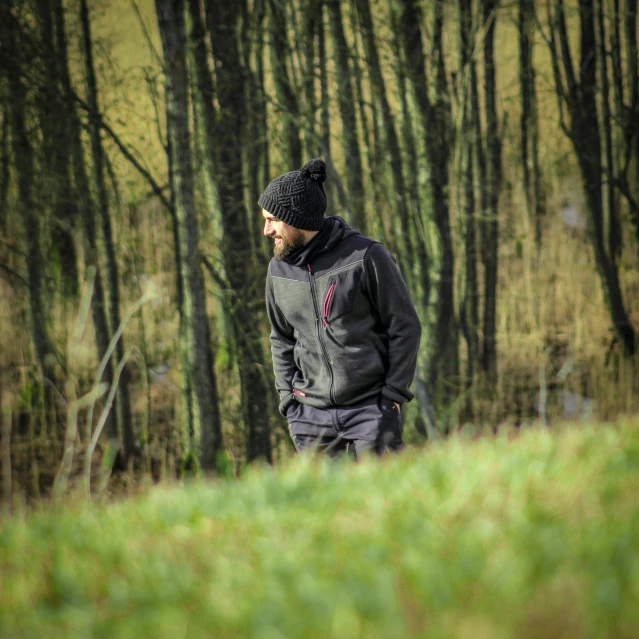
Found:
[1,0,638,499]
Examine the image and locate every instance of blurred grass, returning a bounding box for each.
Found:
[2,419,639,638]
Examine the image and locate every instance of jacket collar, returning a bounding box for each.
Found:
[283,216,358,267]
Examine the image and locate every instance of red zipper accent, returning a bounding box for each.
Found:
[322,282,335,328]
[292,388,306,397]
[307,261,335,403]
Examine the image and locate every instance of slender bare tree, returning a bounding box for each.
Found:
[399,0,459,411]
[269,0,302,168]
[3,4,57,396]
[36,0,79,299]
[458,0,479,403]
[518,0,545,247]
[80,0,136,463]
[481,0,501,381]
[156,0,223,469]
[547,0,636,355]
[206,0,273,462]
[326,0,368,233]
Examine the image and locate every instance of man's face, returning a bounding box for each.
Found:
[262,209,307,261]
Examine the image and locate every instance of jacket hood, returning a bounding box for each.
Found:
[284,216,361,267]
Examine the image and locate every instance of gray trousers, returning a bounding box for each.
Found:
[286,395,404,461]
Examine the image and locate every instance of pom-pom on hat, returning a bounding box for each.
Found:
[258,159,328,231]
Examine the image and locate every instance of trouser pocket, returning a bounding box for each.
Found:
[377,397,404,452]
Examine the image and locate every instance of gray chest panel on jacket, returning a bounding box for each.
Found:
[270,235,375,331]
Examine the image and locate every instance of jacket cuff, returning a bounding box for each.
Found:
[382,387,413,404]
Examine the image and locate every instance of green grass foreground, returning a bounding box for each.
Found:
[2,421,639,639]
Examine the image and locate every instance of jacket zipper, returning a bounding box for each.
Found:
[322,282,335,328]
[308,264,335,404]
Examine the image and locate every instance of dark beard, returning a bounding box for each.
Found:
[274,229,307,261]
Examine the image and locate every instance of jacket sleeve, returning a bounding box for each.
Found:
[363,243,422,404]
[265,265,298,415]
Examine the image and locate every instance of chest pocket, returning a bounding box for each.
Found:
[322,266,363,326]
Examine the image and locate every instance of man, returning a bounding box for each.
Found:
[260,158,421,459]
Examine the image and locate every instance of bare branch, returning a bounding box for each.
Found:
[546,0,570,135]
[130,0,163,66]
[554,0,578,107]
[0,262,28,289]
[73,93,173,214]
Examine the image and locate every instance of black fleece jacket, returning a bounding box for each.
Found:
[265,217,422,415]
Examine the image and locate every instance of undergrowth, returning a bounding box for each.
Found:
[1,418,638,638]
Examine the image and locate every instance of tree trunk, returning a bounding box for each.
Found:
[318,0,331,165]
[596,0,621,263]
[625,0,639,254]
[399,0,458,411]
[0,116,9,228]
[389,4,429,308]
[302,0,321,158]
[610,0,624,114]
[52,0,119,444]
[4,7,57,390]
[80,0,136,463]
[326,0,367,233]
[459,0,479,402]
[256,0,271,190]
[156,0,223,469]
[318,0,340,213]
[355,0,413,271]
[36,0,79,299]
[548,0,635,354]
[518,0,531,227]
[610,0,625,257]
[348,3,385,242]
[244,0,269,256]
[268,0,302,168]
[206,0,273,463]
[187,0,230,256]
[471,43,488,272]
[348,5,374,178]
[481,0,501,381]
[518,0,544,246]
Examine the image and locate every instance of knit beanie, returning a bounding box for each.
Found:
[258,158,328,231]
